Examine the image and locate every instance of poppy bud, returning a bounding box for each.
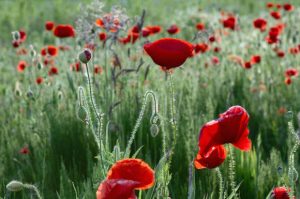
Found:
[150,124,159,137]
[79,49,92,64]
[26,90,34,99]
[6,180,24,192]
[77,106,88,123]
[11,31,20,41]
[29,45,36,57]
[37,62,43,70]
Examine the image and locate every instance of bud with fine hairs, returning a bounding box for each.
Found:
[6,180,24,192]
[11,31,20,41]
[78,49,92,64]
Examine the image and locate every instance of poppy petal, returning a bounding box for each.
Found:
[194,145,226,169]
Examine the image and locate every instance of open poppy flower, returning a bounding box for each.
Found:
[253,18,267,32]
[196,23,205,31]
[19,30,27,43]
[251,55,261,64]
[194,43,209,54]
[53,24,75,38]
[45,21,55,31]
[283,3,294,12]
[198,106,251,157]
[96,179,138,199]
[107,158,155,190]
[270,11,281,20]
[99,32,107,41]
[145,25,162,34]
[17,60,27,72]
[36,77,43,85]
[142,28,151,37]
[222,16,237,30]
[167,24,180,35]
[285,68,298,77]
[41,45,59,57]
[48,66,58,76]
[194,145,226,169]
[271,187,292,199]
[144,38,194,70]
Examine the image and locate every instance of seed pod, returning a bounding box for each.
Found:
[150,124,159,137]
[78,49,92,64]
[6,180,24,192]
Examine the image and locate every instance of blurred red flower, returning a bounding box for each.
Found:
[45,21,55,31]
[19,146,29,154]
[99,32,107,41]
[285,68,298,77]
[283,3,294,12]
[270,11,281,20]
[194,43,209,54]
[41,45,59,57]
[97,179,138,199]
[253,18,267,31]
[222,16,236,30]
[251,55,261,64]
[17,60,28,72]
[167,24,180,35]
[48,66,58,76]
[36,77,43,85]
[94,65,103,74]
[144,38,194,70]
[53,24,75,38]
[271,187,292,199]
[244,61,252,69]
[196,23,205,31]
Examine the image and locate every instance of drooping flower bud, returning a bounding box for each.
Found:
[150,124,159,137]
[11,31,20,41]
[78,49,92,64]
[6,180,24,192]
[77,106,88,123]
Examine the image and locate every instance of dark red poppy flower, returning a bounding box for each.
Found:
[244,61,252,69]
[53,24,75,38]
[285,68,298,77]
[277,50,285,58]
[214,47,221,53]
[266,25,283,44]
[48,66,58,76]
[107,158,155,190]
[283,3,294,12]
[71,62,81,72]
[211,56,219,65]
[198,106,251,157]
[45,21,55,31]
[222,16,236,30]
[266,2,274,8]
[12,40,20,48]
[99,32,107,41]
[196,23,205,31]
[127,32,139,44]
[146,25,162,34]
[19,30,26,43]
[285,77,292,85]
[130,25,140,33]
[251,55,261,64]
[253,18,267,32]
[142,28,151,37]
[270,11,281,20]
[167,24,180,35]
[17,60,27,72]
[94,65,103,74]
[19,146,29,154]
[95,19,104,27]
[194,43,209,54]
[41,45,59,57]
[271,187,291,199]
[144,38,194,70]
[289,47,299,55]
[209,36,216,43]
[36,77,43,85]
[96,179,138,199]
[194,145,226,169]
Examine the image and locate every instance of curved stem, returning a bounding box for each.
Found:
[23,184,42,199]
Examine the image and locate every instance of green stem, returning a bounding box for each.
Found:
[23,184,42,199]
[215,168,224,199]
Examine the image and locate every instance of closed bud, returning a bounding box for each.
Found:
[150,124,159,137]
[26,90,34,99]
[78,49,92,64]
[11,31,20,41]
[29,45,36,57]
[77,106,88,122]
[6,180,24,192]
[37,62,43,70]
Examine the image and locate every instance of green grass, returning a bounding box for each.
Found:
[1,0,300,198]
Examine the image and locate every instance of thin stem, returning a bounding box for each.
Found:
[23,184,42,199]
[215,168,224,199]
[228,146,236,198]
[85,63,105,177]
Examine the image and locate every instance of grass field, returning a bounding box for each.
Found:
[1,0,300,198]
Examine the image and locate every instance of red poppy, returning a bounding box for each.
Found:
[146,25,162,34]
[244,61,252,69]
[198,106,251,157]
[283,3,294,12]
[270,11,281,20]
[19,146,30,154]
[167,24,180,35]
[107,158,155,190]
[53,24,75,38]
[130,25,140,33]
[194,43,209,54]
[12,40,20,48]
[209,36,216,43]
[266,26,282,44]
[142,28,151,37]
[211,56,219,65]
[17,60,27,72]
[277,51,285,58]
[99,32,107,41]
[285,77,292,85]
[45,21,55,31]
[253,18,267,31]
[213,47,221,53]
[41,45,59,57]
[48,66,58,76]
[95,19,104,27]
[222,16,236,30]
[19,30,26,43]
[36,77,43,85]
[289,47,299,55]
[94,65,103,74]
[96,179,138,199]
[285,68,298,77]
[144,38,194,70]
[71,62,81,72]
[194,145,226,169]
[196,23,205,31]
[271,187,291,199]
[266,2,274,8]
[251,55,261,64]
